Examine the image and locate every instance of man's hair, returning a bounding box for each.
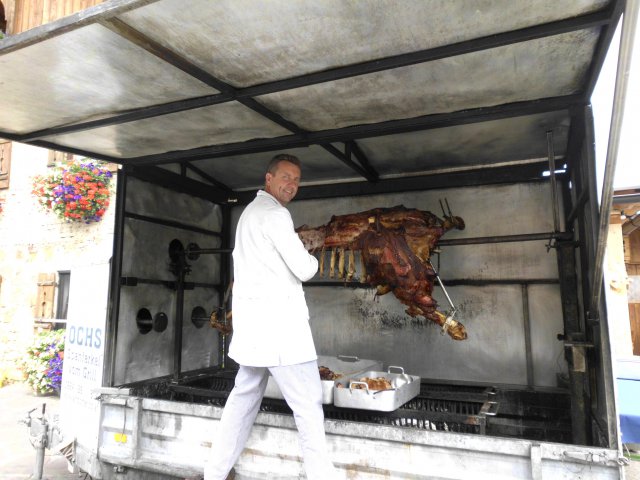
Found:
[266,153,301,175]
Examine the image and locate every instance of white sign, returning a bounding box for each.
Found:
[60,264,109,475]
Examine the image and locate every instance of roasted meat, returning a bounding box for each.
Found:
[318,366,341,380]
[352,377,394,391]
[210,204,466,341]
[297,205,467,340]
[209,308,233,336]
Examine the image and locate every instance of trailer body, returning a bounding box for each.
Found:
[0,0,633,478]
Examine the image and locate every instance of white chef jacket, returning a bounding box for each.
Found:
[228,190,319,367]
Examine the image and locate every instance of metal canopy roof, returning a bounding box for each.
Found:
[0,0,624,201]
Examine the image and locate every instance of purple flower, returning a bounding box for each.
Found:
[46,354,63,391]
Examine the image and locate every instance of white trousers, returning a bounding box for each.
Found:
[205,361,338,480]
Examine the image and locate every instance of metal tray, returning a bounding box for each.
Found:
[264,355,383,404]
[333,366,421,412]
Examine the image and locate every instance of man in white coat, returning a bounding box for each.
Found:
[205,154,338,480]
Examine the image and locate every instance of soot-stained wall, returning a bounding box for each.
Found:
[233,182,567,387]
[114,177,222,385]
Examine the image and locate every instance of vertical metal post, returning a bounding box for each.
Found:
[104,166,128,386]
[572,109,595,323]
[173,256,185,381]
[33,404,47,480]
[569,345,588,445]
[589,0,639,319]
[34,439,45,480]
[557,239,588,444]
[521,284,534,389]
[219,205,232,369]
[546,130,560,233]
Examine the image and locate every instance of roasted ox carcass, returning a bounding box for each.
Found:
[296,205,467,340]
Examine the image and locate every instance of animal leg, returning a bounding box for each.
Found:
[432,310,467,341]
[319,246,326,277]
[329,248,336,278]
[347,250,356,281]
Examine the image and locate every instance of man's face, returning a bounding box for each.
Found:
[265,161,301,206]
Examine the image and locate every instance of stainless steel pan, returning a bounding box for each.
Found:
[334,366,420,412]
[264,355,383,404]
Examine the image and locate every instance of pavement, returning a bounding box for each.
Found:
[0,382,77,480]
[1,381,639,480]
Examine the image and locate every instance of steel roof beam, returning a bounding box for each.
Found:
[127,165,231,204]
[97,18,377,181]
[0,130,122,163]
[2,93,582,171]
[100,18,234,94]
[124,94,583,166]
[320,144,378,182]
[183,162,232,192]
[582,0,625,99]
[346,141,376,178]
[14,6,615,143]
[233,162,555,205]
[0,0,161,55]
[239,6,615,98]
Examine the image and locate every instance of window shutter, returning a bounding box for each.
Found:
[0,141,11,189]
[47,150,74,167]
[35,273,56,319]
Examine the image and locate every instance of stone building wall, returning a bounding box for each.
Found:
[0,142,116,383]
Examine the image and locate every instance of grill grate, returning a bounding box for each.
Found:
[124,370,571,441]
[322,396,487,434]
[161,375,490,434]
[258,384,490,434]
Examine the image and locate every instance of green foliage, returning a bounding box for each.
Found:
[23,329,65,395]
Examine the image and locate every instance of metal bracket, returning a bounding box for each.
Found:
[545,235,557,252]
[586,310,600,324]
[561,450,625,467]
[91,387,131,400]
[563,342,594,349]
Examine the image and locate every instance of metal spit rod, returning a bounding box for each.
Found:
[438,231,571,246]
[427,260,456,312]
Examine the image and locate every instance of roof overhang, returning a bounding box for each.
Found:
[0,0,625,197]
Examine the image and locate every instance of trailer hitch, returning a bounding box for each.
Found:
[19,403,66,480]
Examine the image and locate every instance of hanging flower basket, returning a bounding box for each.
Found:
[32,160,113,223]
